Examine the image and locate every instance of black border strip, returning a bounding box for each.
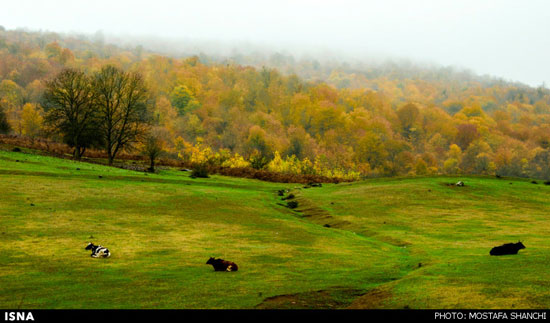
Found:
[1,309,549,322]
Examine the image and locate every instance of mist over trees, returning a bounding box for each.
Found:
[2,28,550,180]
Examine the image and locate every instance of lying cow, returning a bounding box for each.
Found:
[490,241,525,256]
[85,242,111,258]
[206,257,238,272]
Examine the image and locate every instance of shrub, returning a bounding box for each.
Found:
[249,153,270,170]
[287,201,298,209]
[282,193,295,200]
[190,164,209,178]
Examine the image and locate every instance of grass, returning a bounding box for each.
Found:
[300,177,550,308]
[1,149,550,308]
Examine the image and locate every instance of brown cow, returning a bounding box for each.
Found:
[206,257,239,272]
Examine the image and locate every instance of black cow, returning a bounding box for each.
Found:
[490,242,525,256]
[206,257,238,272]
[85,242,111,258]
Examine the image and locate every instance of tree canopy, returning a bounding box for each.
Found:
[1,28,550,180]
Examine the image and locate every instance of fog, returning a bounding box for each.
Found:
[2,0,549,86]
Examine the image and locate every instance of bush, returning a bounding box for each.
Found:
[249,153,270,170]
[287,201,298,209]
[190,164,209,178]
[282,193,295,200]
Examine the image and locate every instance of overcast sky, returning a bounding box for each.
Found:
[1,0,549,86]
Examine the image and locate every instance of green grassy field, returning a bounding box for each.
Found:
[1,149,549,309]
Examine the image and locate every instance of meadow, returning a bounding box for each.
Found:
[1,148,549,309]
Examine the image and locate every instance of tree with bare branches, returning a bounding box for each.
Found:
[93,66,149,165]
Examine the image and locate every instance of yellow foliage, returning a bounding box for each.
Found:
[444,158,460,174]
[177,137,250,168]
[221,153,250,168]
[21,103,43,139]
[448,144,462,161]
[263,151,360,180]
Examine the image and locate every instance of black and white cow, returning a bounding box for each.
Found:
[85,242,111,258]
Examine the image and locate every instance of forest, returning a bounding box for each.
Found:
[2,27,550,181]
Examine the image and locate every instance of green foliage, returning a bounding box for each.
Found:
[170,85,200,115]
[249,151,270,170]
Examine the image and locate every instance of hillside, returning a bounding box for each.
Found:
[1,149,550,308]
[1,28,550,181]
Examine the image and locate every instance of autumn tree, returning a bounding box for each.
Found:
[397,103,420,140]
[285,125,313,159]
[455,123,479,150]
[45,42,62,59]
[93,65,149,165]
[5,28,550,180]
[443,144,462,174]
[460,140,492,174]
[0,103,10,134]
[140,127,167,172]
[528,148,550,179]
[245,125,273,162]
[42,69,98,159]
[0,80,24,134]
[170,85,200,115]
[415,158,429,175]
[20,103,43,143]
[355,132,387,170]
